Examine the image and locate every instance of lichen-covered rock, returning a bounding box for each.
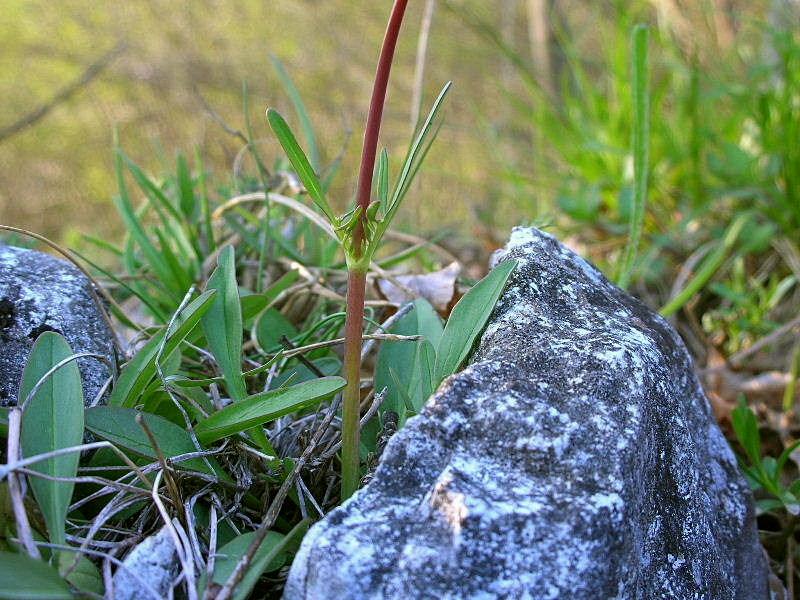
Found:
[112,523,180,600]
[285,227,769,599]
[0,245,116,406]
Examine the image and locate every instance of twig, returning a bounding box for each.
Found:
[15,540,162,600]
[280,335,326,377]
[205,503,219,592]
[360,302,415,360]
[193,86,249,144]
[136,414,183,510]
[6,408,40,559]
[0,42,126,142]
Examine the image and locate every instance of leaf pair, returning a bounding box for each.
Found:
[267,77,452,266]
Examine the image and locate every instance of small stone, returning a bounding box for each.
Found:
[284,227,769,599]
[112,523,180,600]
[0,245,116,406]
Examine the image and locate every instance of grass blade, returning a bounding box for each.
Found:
[176,152,196,218]
[19,332,84,547]
[616,24,650,289]
[660,214,749,316]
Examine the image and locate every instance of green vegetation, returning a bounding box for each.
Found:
[1,0,800,595]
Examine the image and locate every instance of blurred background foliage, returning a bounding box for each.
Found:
[0,0,783,247]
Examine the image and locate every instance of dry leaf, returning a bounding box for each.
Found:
[377,262,461,312]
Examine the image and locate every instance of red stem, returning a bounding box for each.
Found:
[340,0,409,500]
[351,0,409,258]
[340,270,367,498]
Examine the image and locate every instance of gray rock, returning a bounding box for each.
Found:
[0,245,116,406]
[285,227,769,599]
[112,522,180,600]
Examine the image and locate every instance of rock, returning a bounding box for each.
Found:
[285,227,769,599]
[112,522,180,600]
[0,245,116,406]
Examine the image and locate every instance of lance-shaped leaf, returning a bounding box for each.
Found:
[435,259,517,384]
[195,377,345,444]
[266,108,335,223]
[19,332,84,547]
[202,246,247,402]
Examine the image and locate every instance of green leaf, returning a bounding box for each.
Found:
[266,108,335,223]
[19,332,84,547]
[202,246,247,402]
[435,260,517,384]
[0,552,72,600]
[660,214,749,316]
[195,377,346,445]
[85,406,222,477]
[376,148,389,205]
[176,153,196,218]
[113,146,178,298]
[57,551,103,595]
[374,299,442,418]
[732,399,761,466]
[241,270,301,322]
[270,56,320,170]
[199,519,310,600]
[109,290,217,407]
[616,24,650,289]
[368,82,451,259]
[0,408,8,438]
[254,308,298,353]
[199,532,286,595]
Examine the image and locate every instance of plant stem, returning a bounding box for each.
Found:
[353,0,409,252]
[341,269,367,498]
[340,0,409,501]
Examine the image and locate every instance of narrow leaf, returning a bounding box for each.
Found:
[109,290,217,407]
[270,56,320,170]
[241,270,301,322]
[195,377,346,444]
[85,406,223,477]
[374,299,442,418]
[617,24,650,289]
[266,108,335,223]
[435,260,517,383]
[202,246,247,401]
[176,153,197,218]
